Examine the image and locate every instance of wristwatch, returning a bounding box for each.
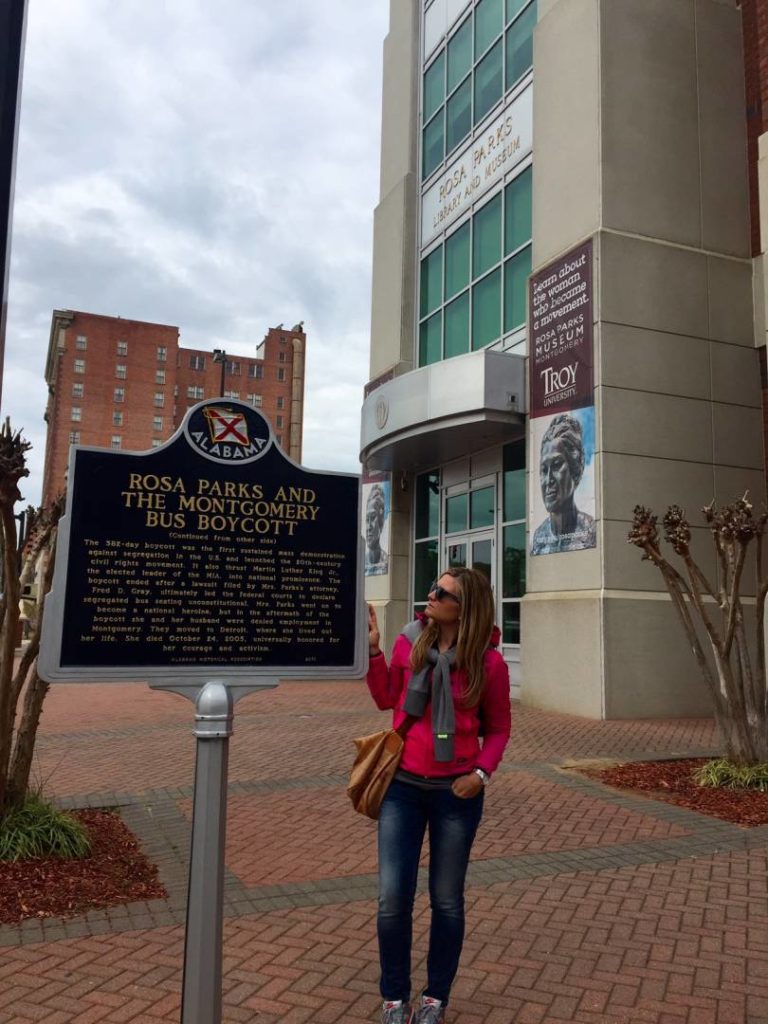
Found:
[473,768,490,786]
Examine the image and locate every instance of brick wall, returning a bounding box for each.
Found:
[741,0,768,255]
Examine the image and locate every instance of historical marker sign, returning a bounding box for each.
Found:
[39,399,367,682]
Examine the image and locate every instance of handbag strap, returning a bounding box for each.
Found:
[394,714,419,739]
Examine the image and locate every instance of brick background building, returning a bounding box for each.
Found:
[41,310,306,504]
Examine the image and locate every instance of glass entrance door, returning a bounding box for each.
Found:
[445,531,495,588]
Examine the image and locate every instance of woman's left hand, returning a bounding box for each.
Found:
[452,773,484,799]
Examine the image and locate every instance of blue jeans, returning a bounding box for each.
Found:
[377,778,484,1005]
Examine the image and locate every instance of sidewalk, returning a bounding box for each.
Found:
[1,679,767,1024]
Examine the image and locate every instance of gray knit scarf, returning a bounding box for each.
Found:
[401,619,456,762]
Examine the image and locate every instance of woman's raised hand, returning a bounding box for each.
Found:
[368,603,382,657]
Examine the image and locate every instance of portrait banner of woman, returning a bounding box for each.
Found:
[529,406,596,556]
[363,475,391,576]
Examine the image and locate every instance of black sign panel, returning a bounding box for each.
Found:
[39,400,366,681]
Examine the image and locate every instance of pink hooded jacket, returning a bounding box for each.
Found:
[366,621,512,778]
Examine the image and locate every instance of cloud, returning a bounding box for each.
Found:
[3,0,388,501]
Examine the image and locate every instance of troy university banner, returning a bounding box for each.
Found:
[528,238,596,556]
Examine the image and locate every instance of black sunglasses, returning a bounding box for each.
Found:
[428,581,460,604]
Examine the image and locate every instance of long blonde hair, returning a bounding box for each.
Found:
[410,567,495,707]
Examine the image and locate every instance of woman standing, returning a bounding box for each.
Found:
[367,568,512,1024]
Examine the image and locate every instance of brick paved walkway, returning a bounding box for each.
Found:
[2,679,768,1023]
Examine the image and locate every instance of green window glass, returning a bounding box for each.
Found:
[502,601,521,644]
[447,16,472,93]
[503,439,526,521]
[423,52,445,122]
[446,78,471,154]
[503,244,531,332]
[414,540,438,603]
[444,291,470,358]
[419,311,442,366]
[472,268,501,349]
[503,524,526,597]
[445,222,470,299]
[472,193,502,278]
[504,166,532,255]
[446,493,468,533]
[506,0,536,87]
[423,113,444,180]
[474,39,503,124]
[420,246,443,318]
[506,0,531,23]
[475,0,503,58]
[415,470,440,539]
[470,486,495,529]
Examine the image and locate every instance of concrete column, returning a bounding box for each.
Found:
[522,0,765,717]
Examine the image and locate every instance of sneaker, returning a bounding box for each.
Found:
[411,996,445,1023]
[381,1000,411,1024]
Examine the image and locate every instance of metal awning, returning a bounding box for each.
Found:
[360,348,527,473]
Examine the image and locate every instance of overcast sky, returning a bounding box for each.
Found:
[2,0,388,506]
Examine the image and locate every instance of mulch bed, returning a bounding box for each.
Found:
[0,809,167,925]
[579,758,768,827]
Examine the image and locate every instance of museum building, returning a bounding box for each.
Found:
[360,0,768,718]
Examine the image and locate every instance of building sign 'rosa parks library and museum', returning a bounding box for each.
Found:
[40,399,367,683]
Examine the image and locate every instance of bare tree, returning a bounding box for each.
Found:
[0,419,64,814]
[628,496,768,765]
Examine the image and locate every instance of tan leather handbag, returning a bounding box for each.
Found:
[347,716,416,820]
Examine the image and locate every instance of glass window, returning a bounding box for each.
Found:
[470,486,495,528]
[475,0,503,58]
[503,523,526,597]
[113,411,123,426]
[446,78,471,153]
[151,439,162,448]
[248,393,263,407]
[74,359,85,374]
[75,335,87,350]
[190,355,205,370]
[277,396,285,409]
[503,244,531,332]
[473,192,502,277]
[506,0,536,87]
[154,392,165,407]
[153,416,163,431]
[444,292,470,359]
[276,415,283,428]
[224,389,240,399]
[249,364,264,379]
[414,540,438,604]
[111,436,122,450]
[447,541,467,568]
[420,246,443,318]
[72,382,83,398]
[415,470,440,539]
[423,112,444,179]
[420,311,442,366]
[507,0,530,21]
[225,360,241,375]
[446,493,468,533]
[472,537,493,581]
[445,222,470,300]
[277,367,286,381]
[423,51,445,121]
[114,387,124,403]
[117,340,128,356]
[155,369,166,384]
[157,345,167,362]
[115,364,127,379]
[474,38,503,124]
[187,386,204,400]
[502,601,521,644]
[505,166,533,255]
[472,268,501,349]
[68,431,80,444]
[71,407,81,422]
[447,16,472,92]
[503,439,526,521]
